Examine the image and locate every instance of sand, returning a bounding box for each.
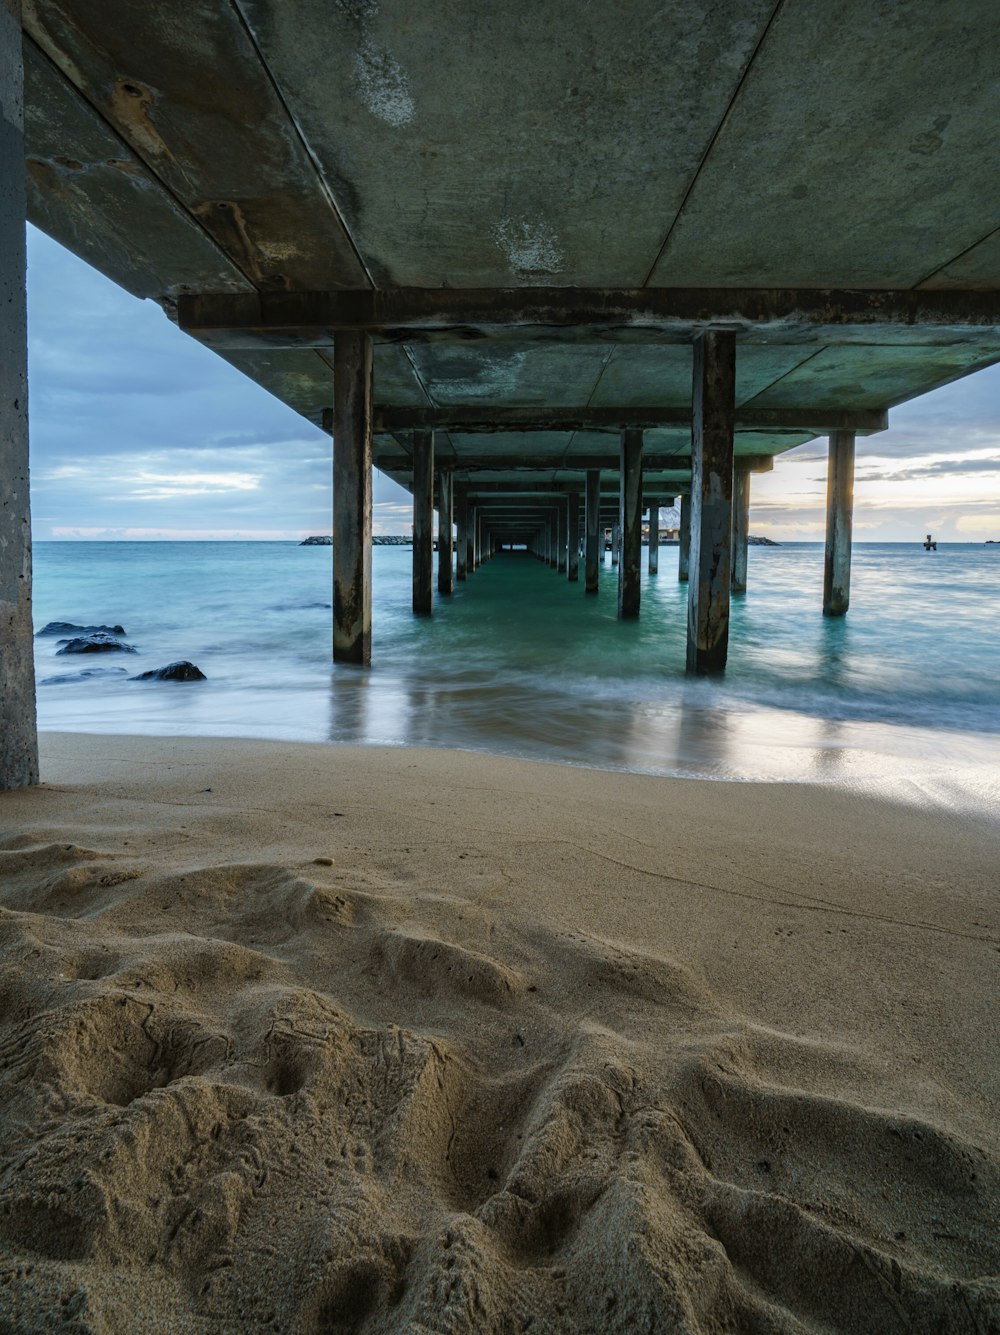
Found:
[0,732,996,1334]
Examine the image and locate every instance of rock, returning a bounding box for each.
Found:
[56,633,136,655]
[747,535,780,546]
[130,661,207,682]
[37,620,126,637]
[300,535,333,546]
[39,667,129,685]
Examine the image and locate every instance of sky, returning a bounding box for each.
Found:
[26,225,1000,542]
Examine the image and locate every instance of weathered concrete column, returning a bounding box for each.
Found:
[618,428,644,618]
[438,470,454,594]
[556,501,567,574]
[687,330,736,675]
[823,430,855,616]
[648,499,660,574]
[611,524,621,567]
[333,334,373,665]
[678,494,691,582]
[732,470,750,595]
[0,0,38,789]
[411,428,434,615]
[585,469,601,593]
[455,494,468,582]
[567,491,580,582]
[472,509,480,570]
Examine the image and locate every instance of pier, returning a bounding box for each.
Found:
[6,0,1000,784]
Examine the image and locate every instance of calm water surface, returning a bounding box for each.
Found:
[32,542,1000,815]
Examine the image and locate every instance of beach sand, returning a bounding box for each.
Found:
[0,732,996,1333]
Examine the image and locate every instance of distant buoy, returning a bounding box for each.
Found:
[923,533,938,551]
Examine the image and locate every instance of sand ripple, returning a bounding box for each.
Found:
[0,839,995,1332]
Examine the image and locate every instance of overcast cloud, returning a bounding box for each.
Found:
[27,226,1000,542]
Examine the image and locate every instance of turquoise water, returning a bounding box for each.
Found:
[31,541,1000,809]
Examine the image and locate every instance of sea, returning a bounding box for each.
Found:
[31,541,1000,817]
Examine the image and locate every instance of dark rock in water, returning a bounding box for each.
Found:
[300,535,333,546]
[56,633,136,655]
[38,620,126,637]
[747,535,780,546]
[39,667,129,686]
[130,661,207,682]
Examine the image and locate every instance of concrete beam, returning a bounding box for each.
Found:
[824,431,856,616]
[0,0,37,789]
[687,331,735,675]
[372,405,888,436]
[411,428,433,615]
[333,330,373,665]
[375,452,775,474]
[618,429,643,619]
[180,288,1000,348]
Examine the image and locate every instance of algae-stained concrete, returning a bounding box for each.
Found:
[1,0,38,790]
[17,0,1000,512]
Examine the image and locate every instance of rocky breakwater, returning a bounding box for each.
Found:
[300,535,412,546]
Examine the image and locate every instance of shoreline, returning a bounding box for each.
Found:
[0,732,997,1331]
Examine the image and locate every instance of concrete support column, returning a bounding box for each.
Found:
[687,330,736,675]
[0,0,38,789]
[437,470,454,594]
[823,430,855,617]
[732,470,750,595]
[618,428,644,618]
[455,494,468,582]
[678,494,691,582]
[472,509,480,570]
[611,524,621,567]
[411,429,434,615]
[333,329,373,665]
[567,491,580,582]
[648,499,660,574]
[585,470,600,593]
[556,501,567,574]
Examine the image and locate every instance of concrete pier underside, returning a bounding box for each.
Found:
[6,1,1000,780]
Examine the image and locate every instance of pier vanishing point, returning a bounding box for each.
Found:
[5,0,1000,787]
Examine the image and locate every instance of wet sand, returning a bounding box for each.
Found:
[0,732,997,1332]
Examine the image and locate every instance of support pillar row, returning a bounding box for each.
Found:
[823,430,855,616]
[687,330,735,675]
[732,471,750,595]
[333,330,373,665]
[411,429,433,615]
[618,428,643,618]
[0,0,38,788]
[648,498,659,574]
[567,491,580,582]
[438,470,454,595]
[455,493,467,582]
[585,470,601,592]
[678,494,691,582]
